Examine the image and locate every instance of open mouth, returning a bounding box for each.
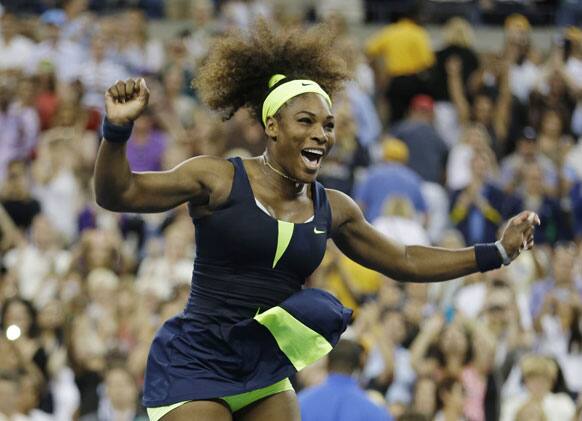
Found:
[300,148,324,170]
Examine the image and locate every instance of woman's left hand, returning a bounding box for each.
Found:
[500,211,541,261]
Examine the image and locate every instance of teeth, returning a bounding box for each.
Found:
[303,148,323,156]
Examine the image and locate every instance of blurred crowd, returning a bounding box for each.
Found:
[0,0,582,420]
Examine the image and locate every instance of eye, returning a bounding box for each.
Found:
[298,117,312,124]
[325,122,335,131]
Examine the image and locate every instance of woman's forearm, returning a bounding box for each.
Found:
[400,245,477,283]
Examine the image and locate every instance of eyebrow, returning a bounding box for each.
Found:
[294,111,334,120]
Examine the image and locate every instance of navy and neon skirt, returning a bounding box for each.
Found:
[142,288,353,407]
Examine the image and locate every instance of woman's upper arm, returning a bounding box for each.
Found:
[119,156,234,213]
[327,189,412,279]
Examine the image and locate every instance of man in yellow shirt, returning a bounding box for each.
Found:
[366,6,435,123]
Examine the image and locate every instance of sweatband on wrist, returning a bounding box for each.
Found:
[102,118,133,144]
[474,243,503,272]
[494,240,512,265]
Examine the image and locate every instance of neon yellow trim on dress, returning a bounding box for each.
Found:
[273,220,294,268]
[254,306,333,371]
[145,379,294,420]
[261,75,332,125]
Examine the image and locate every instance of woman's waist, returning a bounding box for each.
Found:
[184,260,303,320]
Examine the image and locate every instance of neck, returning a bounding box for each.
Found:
[261,152,307,198]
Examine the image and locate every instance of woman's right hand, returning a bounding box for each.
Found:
[105,78,150,125]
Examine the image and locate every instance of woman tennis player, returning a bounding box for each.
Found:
[94,23,539,421]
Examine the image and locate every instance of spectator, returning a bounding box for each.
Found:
[528,63,579,139]
[530,242,582,320]
[434,377,466,421]
[502,14,542,105]
[355,137,426,223]
[500,354,575,421]
[97,366,147,421]
[446,53,512,158]
[0,79,37,185]
[10,76,40,151]
[536,110,577,192]
[126,111,168,172]
[432,17,480,104]
[3,215,69,307]
[136,225,193,300]
[447,124,493,191]
[0,13,35,73]
[34,65,60,131]
[0,372,26,420]
[335,37,382,148]
[37,299,80,421]
[299,339,394,421]
[60,0,93,46]
[517,160,570,245]
[372,196,430,246]
[411,377,437,420]
[431,17,480,148]
[17,374,53,421]
[361,304,416,406]
[318,101,367,194]
[450,152,520,244]
[365,3,434,123]
[31,131,82,243]
[77,32,129,110]
[118,9,164,76]
[28,9,86,83]
[0,160,41,231]
[410,315,496,421]
[312,243,383,313]
[183,0,215,73]
[500,127,559,196]
[390,95,448,184]
[514,400,546,421]
[157,65,197,130]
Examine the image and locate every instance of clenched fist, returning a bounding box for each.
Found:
[105,78,150,125]
[499,211,541,262]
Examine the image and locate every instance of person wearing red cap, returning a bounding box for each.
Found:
[390,95,448,185]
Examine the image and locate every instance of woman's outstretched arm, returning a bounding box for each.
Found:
[328,189,539,283]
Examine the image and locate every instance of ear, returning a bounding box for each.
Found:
[265,116,278,140]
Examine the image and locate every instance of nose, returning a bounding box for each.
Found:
[311,124,327,144]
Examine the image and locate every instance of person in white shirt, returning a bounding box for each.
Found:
[0,13,35,73]
[97,366,145,421]
[78,33,129,111]
[500,354,575,421]
[27,10,85,83]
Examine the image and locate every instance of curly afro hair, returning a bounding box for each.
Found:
[195,21,350,122]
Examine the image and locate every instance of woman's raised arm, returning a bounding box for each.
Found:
[94,79,233,213]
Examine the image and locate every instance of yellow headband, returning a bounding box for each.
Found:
[261,74,332,126]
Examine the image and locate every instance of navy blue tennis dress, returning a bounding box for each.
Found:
[142,157,353,407]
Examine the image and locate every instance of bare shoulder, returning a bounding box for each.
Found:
[178,155,235,210]
[180,155,234,176]
[326,188,364,235]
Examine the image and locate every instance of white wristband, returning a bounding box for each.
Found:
[495,240,511,266]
